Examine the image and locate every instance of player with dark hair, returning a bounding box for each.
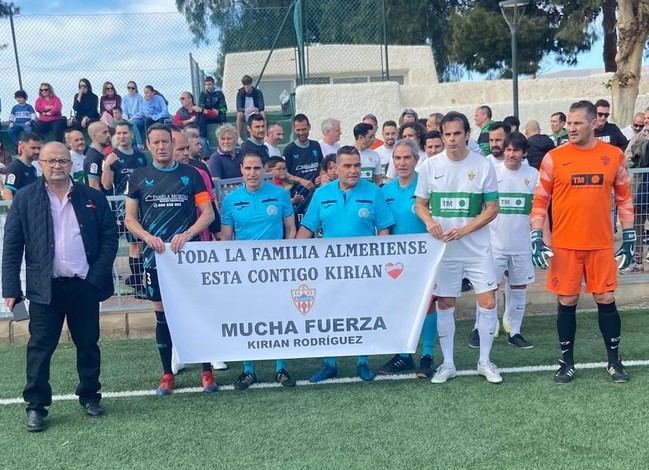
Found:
[221,151,297,389]
[415,111,502,384]
[531,100,635,383]
[125,123,216,395]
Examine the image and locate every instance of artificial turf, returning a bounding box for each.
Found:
[1,309,647,469]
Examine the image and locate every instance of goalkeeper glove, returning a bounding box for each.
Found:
[531,229,554,270]
[614,229,636,270]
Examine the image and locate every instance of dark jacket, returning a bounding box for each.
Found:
[236,87,265,113]
[199,90,227,123]
[526,134,555,170]
[2,178,118,304]
[73,92,100,120]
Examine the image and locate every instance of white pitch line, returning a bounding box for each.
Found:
[1,359,648,406]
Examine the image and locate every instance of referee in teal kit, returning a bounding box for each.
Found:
[297,145,394,382]
[221,150,297,390]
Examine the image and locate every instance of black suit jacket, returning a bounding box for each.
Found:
[2,178,118,304]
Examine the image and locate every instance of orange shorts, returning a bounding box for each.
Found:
[546,247,617,295]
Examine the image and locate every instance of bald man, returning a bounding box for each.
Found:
[3,141,118,430]
[524,120,555,170]
[84,121,111,190]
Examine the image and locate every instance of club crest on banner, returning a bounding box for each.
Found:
[291,284,316,315]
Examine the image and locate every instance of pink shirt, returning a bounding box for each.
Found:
[46,182,90,279]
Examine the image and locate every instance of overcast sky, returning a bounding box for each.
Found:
[0,1,614,119]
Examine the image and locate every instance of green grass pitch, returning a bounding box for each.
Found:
[1,309,648,469]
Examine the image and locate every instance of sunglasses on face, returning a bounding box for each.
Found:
[40,88,49,92]
[633,124,643,129]
[597,112,610,118]
[106,87,114,91]
[127,86,136,90]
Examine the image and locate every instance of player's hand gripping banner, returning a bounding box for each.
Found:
[155,235,444,362]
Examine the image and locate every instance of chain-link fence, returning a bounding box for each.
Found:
[0,12,216,126]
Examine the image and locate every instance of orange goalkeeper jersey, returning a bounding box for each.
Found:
[531,140,633,250]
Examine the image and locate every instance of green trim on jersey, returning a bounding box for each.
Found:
[484,191,498,202]
[429,192,486,218]
[498,192,533,215]
[360,167,374,181]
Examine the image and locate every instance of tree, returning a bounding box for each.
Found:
[176,0,607,82]
[610,0,649,125]
[448,0,602,78]
[602,0,618,72]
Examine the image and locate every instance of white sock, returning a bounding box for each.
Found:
[506,288,527,336]
[437,306,456,367]
[502,281,511,327]
[478,305,498,364]
[473,299,479,330]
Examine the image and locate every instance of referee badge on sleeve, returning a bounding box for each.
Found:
[6,174,15,185]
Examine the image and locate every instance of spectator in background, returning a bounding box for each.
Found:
[241,113,269,164]
[524,120,555,170]
[424,130,445,158]
[7,90,36,146]
[319,117,342,156]
[319,153,337,184]
[264,122,284,158]
[594,99,628,150]
[474,105,494,155]
[0,142,11,175]
[173,91,206,137]
[353,122,382,184]
[2,132,42,201]
[33,83,66,142]
[208,124,242,180]
[236,75,265,137]
[83,122,111,191]
[71,78,99,131]
[122,81,145,148]
[399,108,418,126]
[199,76,227,126]
[376,120,398,177]
[142,85,170,129]
[182,126,212,176]
[503,115,520,133]
[485,121,512,167]
[550,111,569,146]
[362,113,384,149]
[99,81,121,127]
[63,129,87,184]
[426,112,444,132]
[283,114,323,220]
[621,112,645,141]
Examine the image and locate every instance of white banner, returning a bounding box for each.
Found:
[155,234,445,363]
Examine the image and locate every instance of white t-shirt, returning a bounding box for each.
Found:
[375,144,393,177]
[489,162,539,255]
[264,142,282,158]
[415,150,498,260]
[359,148,382,181]
[318,140,340,157]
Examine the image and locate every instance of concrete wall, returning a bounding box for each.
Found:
[222,44,438,107]
[296,73,649,142]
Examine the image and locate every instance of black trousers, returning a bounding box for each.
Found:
[24,278,101,413]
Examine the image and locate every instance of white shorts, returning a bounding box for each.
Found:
[433,257,498,298]
[493,252,535,286]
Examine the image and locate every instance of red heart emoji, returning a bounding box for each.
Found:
[385,262,404,279]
